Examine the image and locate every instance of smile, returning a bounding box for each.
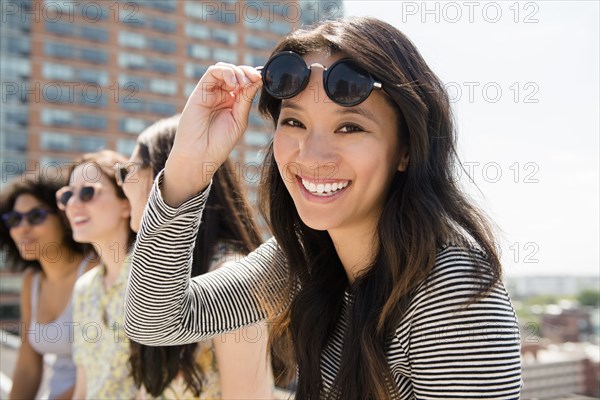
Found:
[299,177,350,197]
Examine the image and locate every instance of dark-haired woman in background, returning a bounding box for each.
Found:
[120,115,275,399]
[0,174,94,399]
[125,17,522,399]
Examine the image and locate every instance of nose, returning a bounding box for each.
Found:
[296,128,339,179]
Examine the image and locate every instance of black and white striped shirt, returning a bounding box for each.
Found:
[124,172,522,399]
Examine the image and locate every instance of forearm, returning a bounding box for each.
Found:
[125,171,290,346]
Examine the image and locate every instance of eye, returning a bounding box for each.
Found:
[337,124,364,134]
[280,118,305,128]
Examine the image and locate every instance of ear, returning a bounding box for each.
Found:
[397,147,410,172]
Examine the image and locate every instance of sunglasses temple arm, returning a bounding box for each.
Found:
[255,66,264,72]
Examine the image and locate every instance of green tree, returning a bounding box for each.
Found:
[577,289,600,307]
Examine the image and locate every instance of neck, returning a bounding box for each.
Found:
[329,222,378,285]
[92,228,130,287]
[38,246,85,281]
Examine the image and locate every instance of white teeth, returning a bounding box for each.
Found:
[301,178,350,196]
[73,216,88,223]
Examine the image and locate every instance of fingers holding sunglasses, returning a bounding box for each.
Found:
[165,64,261,206]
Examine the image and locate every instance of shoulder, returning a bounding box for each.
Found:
[73,264,102,296]
[404,242,511,323]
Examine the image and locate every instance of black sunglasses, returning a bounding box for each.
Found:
[2,208,55,229]
[56,185,100,210]
[115,162,143,186]
[258,51,383,107]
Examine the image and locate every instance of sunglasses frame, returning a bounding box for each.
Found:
[56,184,101,210]
[258,51,383,107]
[2,208,55,229]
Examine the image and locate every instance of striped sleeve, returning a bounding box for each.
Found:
[124,170,289,346]
[396,246,522,399]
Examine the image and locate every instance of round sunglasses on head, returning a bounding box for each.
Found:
[2,208,55,229]
[56,185,100,210]
[258,51,383,107]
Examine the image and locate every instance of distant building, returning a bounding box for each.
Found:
[506,275,600,299]
[541,308,594,343]
[1,0,344,232]
[521,342,600,399]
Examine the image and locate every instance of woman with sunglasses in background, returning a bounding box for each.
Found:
[125,17,522,399]
[0,174,94,399]
[57,150,138,399]
[117,115,278,399]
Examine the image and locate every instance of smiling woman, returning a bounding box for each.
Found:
[0,174,93,400]
[124,16,522,399]
[59,150,137,399]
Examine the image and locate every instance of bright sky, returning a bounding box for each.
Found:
[343,1,599,276]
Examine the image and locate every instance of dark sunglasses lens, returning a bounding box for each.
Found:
[27,209,48,225]
[119,167,128,184]
[59,191,74,207]
[326,62,374,106]
[264,54,307,98]
[3,212,22,228]
[80,186,95,202]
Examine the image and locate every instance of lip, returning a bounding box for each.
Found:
[296,175,351,204]
[70,215,90,228]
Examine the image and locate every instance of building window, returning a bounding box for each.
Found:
[2,58,31,79]
[150,59,176,74]
[41,109,73,126]
[120,118,148,134]
[117,139,137,155]
[40,132,72,151]
[245,35,275,51]
[45,21,74,36]
[3,105,28,127]
[42,63,74,81]
[78,69,109,86]
[185,63,208,79]
[78,114,107,130]
[213,48,237,64]
[80,26,109,42]
[244,54,267,67]
[185,23,210,40]
[80,48,108,64]
[150,18,176,33]
[184,2,206,19]
[119,74,148,91]
[77,136,106,152]
[149,79,177,96]
[187,44,211,60]
[270,21,291,35]
[150,38,176,54]
[2,130,28,152]
[6,36,30,55]
[148,101,176,116]
[119,31,147,49]
[185,82,196,97]
[244,18,267,31]
[45,42,76,59]
[213,29,237,45]
[120,98,145,112]
[118,53,146,69]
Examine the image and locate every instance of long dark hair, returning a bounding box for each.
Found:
[0,174,88,272]
[258,17,502,399]
[128,115,264,397]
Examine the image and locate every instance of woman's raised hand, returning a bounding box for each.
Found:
[163,63,262,206]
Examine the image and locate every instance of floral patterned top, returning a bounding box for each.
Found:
[72,256,137,399]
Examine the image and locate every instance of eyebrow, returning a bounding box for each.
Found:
[281,101,379,123]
